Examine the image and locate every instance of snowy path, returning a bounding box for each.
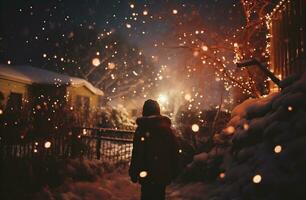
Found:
[44,167,214,200]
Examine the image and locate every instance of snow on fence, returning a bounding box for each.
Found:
[0,127,134,164]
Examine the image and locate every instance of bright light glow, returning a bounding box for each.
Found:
[157,94,168,104]
[201,45,208,51]
[108,62,116,69]
[92,58,101,66]
[44,141,52,149]
[274,145,282,153]
[139,171,148,178]
[0,109,3,115]
[141,137,145,141]
[191,124,199,132]
[184,93,191,101]
[130,4,134,8]
[288,106,293,111]
[126,23,132,28]
[243,123,249,130]
[225,126,235,135]
[172,9,178,14]
[43,53,47,58]
[219,172,225,179]
[143,10,148,15]
[193,51,199,57]
[34,149,38,153]
[253,174,262,184]
[178,149,183,153]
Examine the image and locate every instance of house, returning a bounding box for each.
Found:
[0,64,104,113]
[266,0,305,91]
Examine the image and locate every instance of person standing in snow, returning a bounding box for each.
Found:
[129,99,180,200]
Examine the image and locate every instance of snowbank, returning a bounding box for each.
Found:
[184,73,306,200]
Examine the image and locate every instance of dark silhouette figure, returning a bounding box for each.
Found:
[129,99,180,200]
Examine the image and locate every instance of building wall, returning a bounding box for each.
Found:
[269,0,306,79]
[0,78,29,107]
[67,86,101,110]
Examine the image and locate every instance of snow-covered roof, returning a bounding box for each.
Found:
[0,64,104,96]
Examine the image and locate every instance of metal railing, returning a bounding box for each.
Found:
[0,127,134,164]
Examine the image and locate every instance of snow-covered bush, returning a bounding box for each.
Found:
[182,73,306,199]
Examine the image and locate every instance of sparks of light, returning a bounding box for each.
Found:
[184,93,192,101]
[219,172,225,179]
[92,58,101,66]
[126,23,132,28]
[172,9,178,14]
[130,4,135,9]
[43,53,47,58]
[274,145,282,153]
[44,141,52,149]
[201,45,208,51]
[143,10,148,15]
[225,126,235,134]
[253,174,262,184]
[139,171,148,178]
[108,62,116,69]
[243,123,249,130]
[157,94,168,105]
[191,124,200,132]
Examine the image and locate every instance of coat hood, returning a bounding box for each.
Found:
[136,115,171,129]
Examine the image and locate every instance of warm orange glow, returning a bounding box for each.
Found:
[201,45,208,51]
[44,141,52,149]
[108,62,116,69]
[172,9,178,14]
[288,106,293,111]
[219,172,226,179]
[143,10,148,15]
[274,145,282,153]
[92,58,101,66]
[243,123,249,130]
[184,93,191,101]
[191,124,200,132]
[253,174,262,184]
[139,171,148,178]
[225,126,235,134]
[141,137,145,141]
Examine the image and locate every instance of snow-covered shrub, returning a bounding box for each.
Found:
[179,73,306,199]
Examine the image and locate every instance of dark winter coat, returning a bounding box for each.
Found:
[129,115,180,185]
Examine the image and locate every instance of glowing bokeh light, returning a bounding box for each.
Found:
[184,93,192,101]
[219,172,226,179]
[191,124,200,132]
[139,171,148,178]
[44,141,52,149]
[92,58,101,66]
[274,145,282,153]
[253,174,262,184]
[157,94,168,104]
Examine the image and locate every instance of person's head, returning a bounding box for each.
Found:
[142,99,161,116]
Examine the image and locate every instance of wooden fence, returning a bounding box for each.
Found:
[0,127,134,164]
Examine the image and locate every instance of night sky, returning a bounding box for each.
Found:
[0,0,246,111]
